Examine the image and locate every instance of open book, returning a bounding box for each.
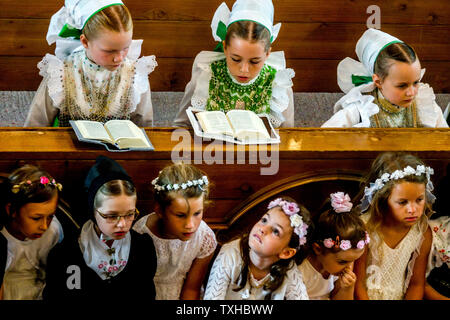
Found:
[69,120,154,152]
[186,107,280,145]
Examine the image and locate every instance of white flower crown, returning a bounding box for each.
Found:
[151,175,209,192]
[360,165,435,212]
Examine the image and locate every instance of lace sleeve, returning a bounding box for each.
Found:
[203,249,232,300]
[197,222,217,259]
[285,266,309,300]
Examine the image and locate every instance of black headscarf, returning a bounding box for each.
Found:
[84,156,133,218]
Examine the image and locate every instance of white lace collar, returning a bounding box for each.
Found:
[78,220,131,280]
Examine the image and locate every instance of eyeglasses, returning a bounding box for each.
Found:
[95,208,140,224]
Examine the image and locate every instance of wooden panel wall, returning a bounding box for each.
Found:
[0,0,449,92]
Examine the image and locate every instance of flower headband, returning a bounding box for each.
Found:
[323,232,370,251]
[11,176,63,194]
[360,165,435,212]
[151,175,209,193]
[267,198,308,246]
[330,192,353,213]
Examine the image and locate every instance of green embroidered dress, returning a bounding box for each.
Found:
[207,59,276,115]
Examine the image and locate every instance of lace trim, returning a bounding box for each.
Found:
[38,54,65,108]
[131,55,157,112]
[334,86,379,127]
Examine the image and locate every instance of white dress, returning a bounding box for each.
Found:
[321,82,448,128]
[361,213,427,300]
[204,239,309,300]
[426,216,449,277]
[173,51,295,128]
[132,213,217,300]
[25,42,157,127]
[298,258,339,300]
[0,217,63,300]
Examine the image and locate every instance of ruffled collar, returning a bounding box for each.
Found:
[78,220,131,280]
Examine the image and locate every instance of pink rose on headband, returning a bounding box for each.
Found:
[330,192,353,213]
[40,176,49,184]
[323,238,334,248]
[282,202,300,216]
[340,240,352,251]
[357,240,365,249]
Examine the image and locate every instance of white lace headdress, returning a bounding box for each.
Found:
[45,0,142,60]
[211,0,281,51]
[360,165,435,212]
[337,28,404,93]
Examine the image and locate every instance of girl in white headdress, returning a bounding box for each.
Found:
[24,0,157,127]
[173,0,295,128]
[322,28,447,128]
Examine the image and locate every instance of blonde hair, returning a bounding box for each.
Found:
[153,163,211,213]
[82,4,133,40]
[359,152,434,240]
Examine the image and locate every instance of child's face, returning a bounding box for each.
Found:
[94,194,136,240]
[315,246,364,276]
[8,193,58,241]
[223,37,270,83]
[373,59,421,108]
[81,28,133,71]
[159,195,204,241]
[386,181,426,227]
[249,207,294,259]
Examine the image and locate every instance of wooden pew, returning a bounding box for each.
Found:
[1,127,449,240]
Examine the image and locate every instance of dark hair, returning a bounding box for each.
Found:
[0,164,59,228]
[153,163,211,213]
[225,20,271,52]
[357,152,434,236]
[93,179,136,213]
[233,196,311,299]
[311,195,367,254]
[82,4,133,40]
[374,42,417,80]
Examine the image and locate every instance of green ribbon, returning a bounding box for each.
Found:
[213,21,227,52]
[58,23,82,39]
[52,115,60,127]
[351,74,373,87]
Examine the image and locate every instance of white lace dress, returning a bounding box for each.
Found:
[361,213,427,300]
[298,258,339,300]
[204,239,309,300]
[0,217,63,300]
[25,41,157,127]
[173,50,295,128]
[132,213,217,300]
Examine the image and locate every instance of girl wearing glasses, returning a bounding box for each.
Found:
[44,156,157,300]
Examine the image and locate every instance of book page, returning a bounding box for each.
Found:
[226,110,270,141]
[74,121,113,143]
[196,111,234,137]
[104,120,150,149]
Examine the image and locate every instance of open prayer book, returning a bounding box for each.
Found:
[186,107,280,145]
[70,120,154,152]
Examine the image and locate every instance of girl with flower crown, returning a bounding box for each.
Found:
[353,152,434,300]
[174,0,295,128]
[133,163,217,300]
[298,192,368,300]
[0,165,63,300]
[24,0,157,127]
[322,28,447,128]
[204,196,310,300]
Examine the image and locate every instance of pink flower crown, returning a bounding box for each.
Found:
[11,176,63,194]
[267,198,308,246]
[322,232,370,251]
